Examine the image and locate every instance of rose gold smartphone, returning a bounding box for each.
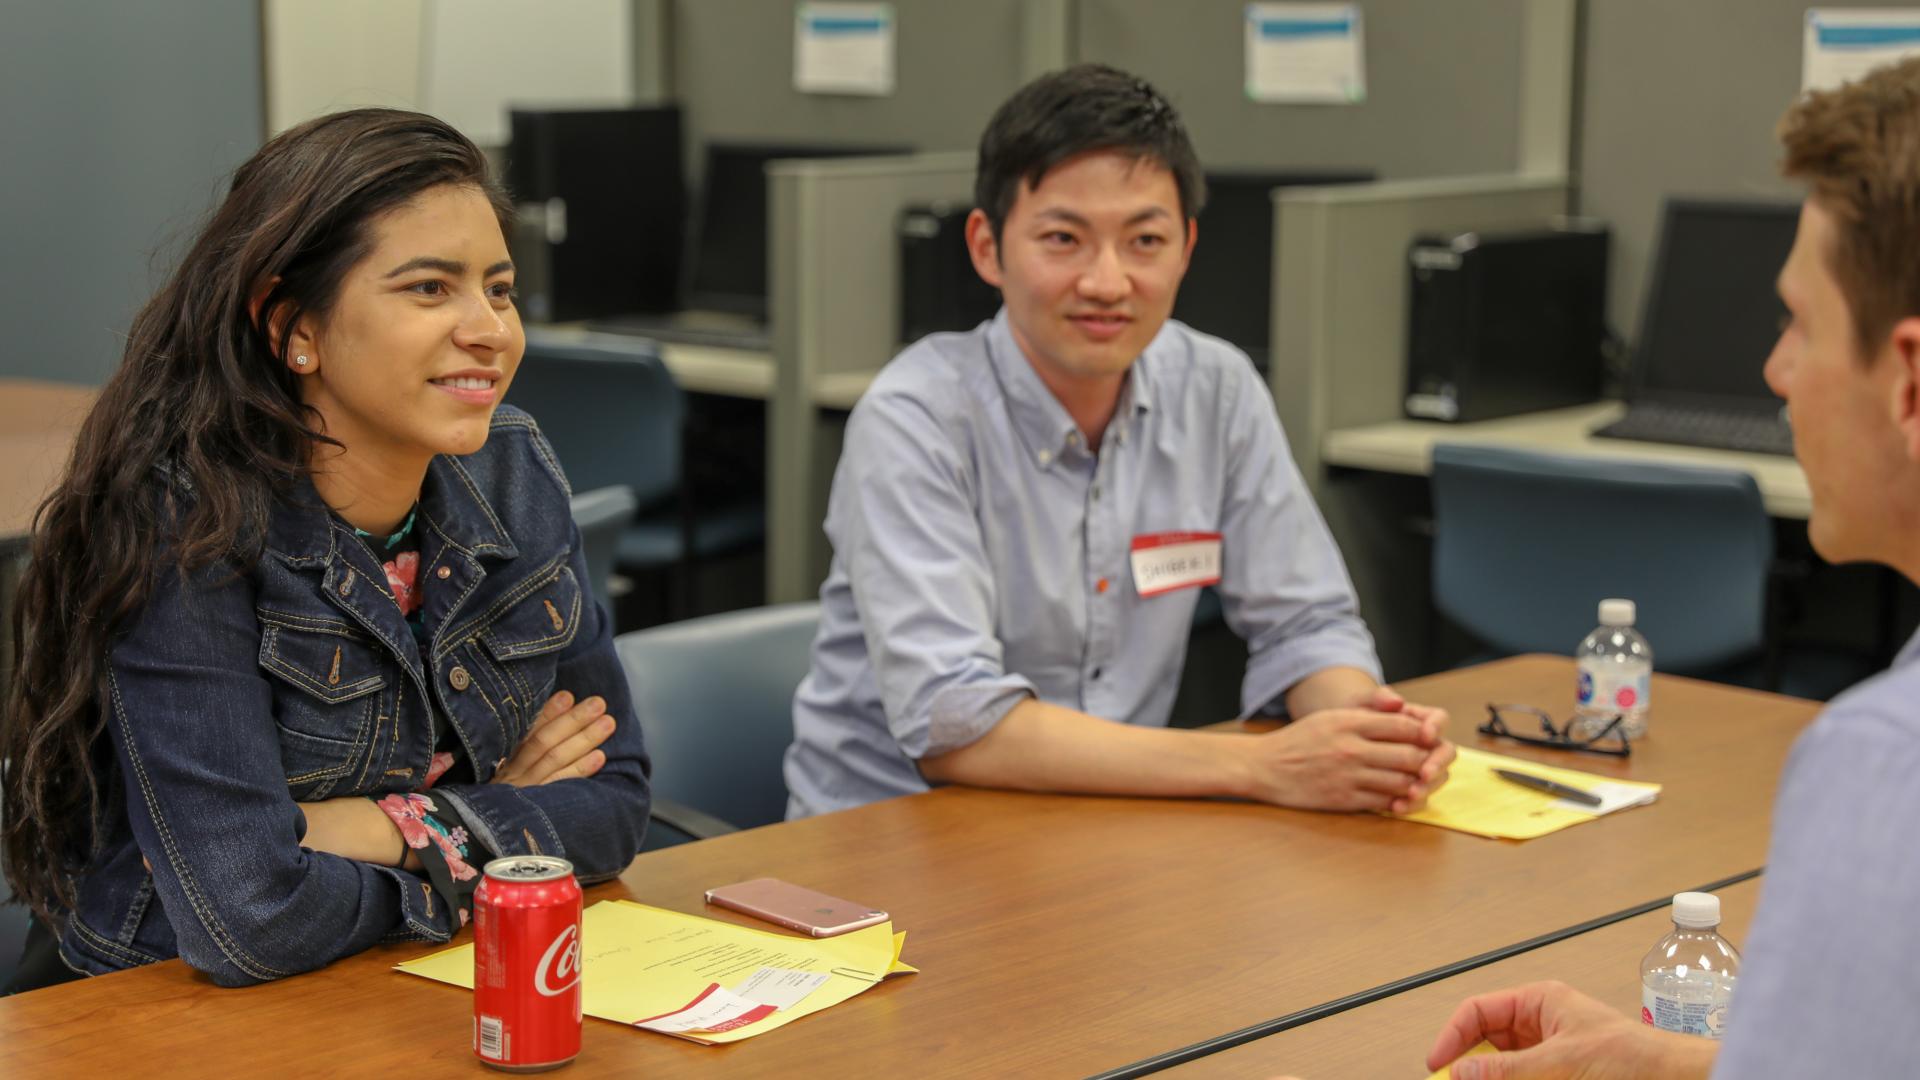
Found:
[703,877,889,938]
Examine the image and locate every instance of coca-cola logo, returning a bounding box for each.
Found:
[534,924,581,997]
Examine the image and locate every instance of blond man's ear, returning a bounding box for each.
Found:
[1887,315,1920,462]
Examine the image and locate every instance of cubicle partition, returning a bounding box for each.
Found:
[765,152,977,602]
[1269,174,1573,676]
[1078,0,1552,177]
[665,0,1063,155]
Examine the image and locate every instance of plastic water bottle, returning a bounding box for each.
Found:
[1640,891,1741,1039]
[1574,598,1652,739]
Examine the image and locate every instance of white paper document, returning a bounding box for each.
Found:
[634,984,772,1035]
[1556,781,1660,817]
[1804,9,1920,93]
[1244,3,1365,104]
[631,965,830,1035]
[795,2,895,96]
[736,967,832,1010]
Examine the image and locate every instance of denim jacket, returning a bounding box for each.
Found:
[57,406,651,986]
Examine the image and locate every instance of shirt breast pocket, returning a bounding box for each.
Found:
[474,566,584,740]
[258,616,390,799]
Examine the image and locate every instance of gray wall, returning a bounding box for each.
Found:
[0,1,264,386]
[1077,0,1528,176]
[667,0,1030,156]
[1577,0,1915,341]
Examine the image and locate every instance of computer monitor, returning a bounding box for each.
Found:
[1630,198,1800,410]
[684,142,913,318]
[506,106,685,321]
[1172,170,1374,360]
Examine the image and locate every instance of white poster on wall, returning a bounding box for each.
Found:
[1803,8,1920,93]
[420,0,632,146]
[1244,2,1365,104]
[795,3,895,96]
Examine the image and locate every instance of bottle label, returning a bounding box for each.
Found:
[1577,663,1650,712]
[1641,985,1730,1039]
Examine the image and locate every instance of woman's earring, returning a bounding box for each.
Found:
[294,355,311,367]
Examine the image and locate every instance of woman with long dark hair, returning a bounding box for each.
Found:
[0,109,651,990]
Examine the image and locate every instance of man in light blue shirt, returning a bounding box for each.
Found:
[785,64,1455,818]
[1423,57,1920,1080]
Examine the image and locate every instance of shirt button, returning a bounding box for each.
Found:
[1091,667,1103,680]
[1092,484,1102,501]
[436,566,452,580]
[1038,450,1053,466]
[1096,577,1110,594]
[448,666,471,691]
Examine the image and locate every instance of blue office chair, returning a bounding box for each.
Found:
[0,790,27,990]
[508,340,765,620]
[615,602,821,849]
[569,485,638,610]
[1430,444,1774,676]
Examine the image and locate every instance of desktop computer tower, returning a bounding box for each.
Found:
[897,202,1001,343]
[507,106,685,323]
[1404,223,1609,423]
[1173,169,1373,371]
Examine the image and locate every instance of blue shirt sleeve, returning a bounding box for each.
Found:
[1711,704,1920,1076]
[1211,359,1381,716]
[827,386,1038,759]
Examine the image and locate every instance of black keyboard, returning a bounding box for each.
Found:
[1592,403,1796,456]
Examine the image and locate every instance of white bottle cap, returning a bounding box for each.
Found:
[1672,891,1720,929]
[1599,598,1636,627]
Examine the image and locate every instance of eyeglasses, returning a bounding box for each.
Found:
[1478,704,1631,758]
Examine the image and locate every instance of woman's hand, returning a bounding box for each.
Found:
[491,690,617,786]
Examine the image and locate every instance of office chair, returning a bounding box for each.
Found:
[1430,443,1775,678]
[508,340,765,622]
[615,602,820,849]
[569,485,638,610]
[0,790,26,990]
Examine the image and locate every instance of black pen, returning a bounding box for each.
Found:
[1493,768,1603,807]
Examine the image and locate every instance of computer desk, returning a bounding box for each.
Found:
[0,378,97,702]
[526,323,882,407]
[1161,876,1764,1078]
[0,657,1815,1078]
[526,323,778,399]
[1320,401,1810,519]
[524,324,886,603]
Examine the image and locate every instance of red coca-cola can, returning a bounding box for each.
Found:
[473,855,583,1071]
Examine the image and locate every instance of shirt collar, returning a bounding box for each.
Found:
[263,456,516,565]
[353,507,418,550]
[984,307,1157,471]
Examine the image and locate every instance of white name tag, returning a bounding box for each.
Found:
[1130,531,1223,597]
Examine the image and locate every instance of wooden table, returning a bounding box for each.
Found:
[1162,877,1765,1078]
[0,657,1816,1078]
[0,379,96,546]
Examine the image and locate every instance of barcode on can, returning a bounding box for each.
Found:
[478,1014,506,1060]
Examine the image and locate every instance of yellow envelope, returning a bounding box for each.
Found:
[396,900,916,1044]
[1398,747,1660,840]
